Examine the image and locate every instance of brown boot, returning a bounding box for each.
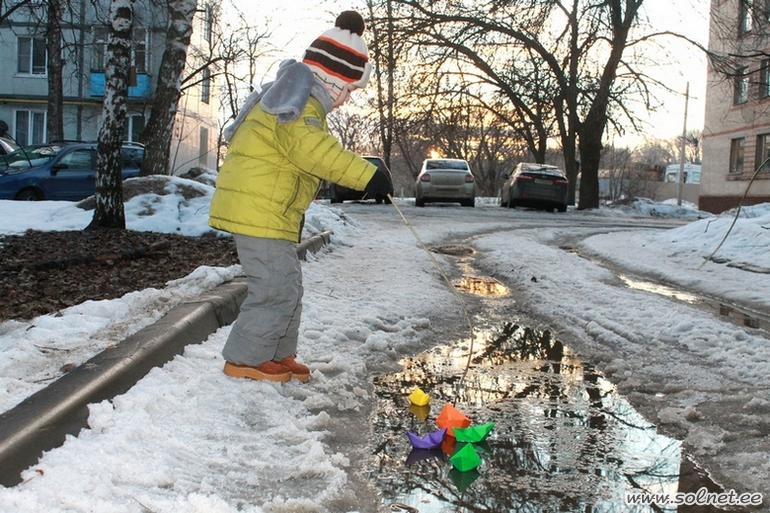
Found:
[274,356,311,383]
[223,361,291,383]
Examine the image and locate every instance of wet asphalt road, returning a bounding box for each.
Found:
[328,201,760,513]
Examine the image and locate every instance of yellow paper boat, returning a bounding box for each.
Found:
[408,387,430,406]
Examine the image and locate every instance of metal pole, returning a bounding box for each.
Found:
[677,82,690,206]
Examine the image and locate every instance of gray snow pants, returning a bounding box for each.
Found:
[222,234,303,366]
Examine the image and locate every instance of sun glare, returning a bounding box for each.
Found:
[429,149,441,159]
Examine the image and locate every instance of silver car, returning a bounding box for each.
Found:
[415,158,475,207]
[500,163,569,212]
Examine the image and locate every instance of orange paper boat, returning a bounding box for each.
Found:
[435,404,471,437]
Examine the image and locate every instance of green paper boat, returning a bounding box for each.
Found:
[449,442,481,472]
[453,422,495,443]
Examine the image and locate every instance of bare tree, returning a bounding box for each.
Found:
[0,0,32,24]
[389,0,659,209]
[678,129,702,164]
[327,108,378,154]
[139,0,197,176]
[46,0,64,142]
[366,0,399,168]
[211,4,271,167]
[88,0,135,230]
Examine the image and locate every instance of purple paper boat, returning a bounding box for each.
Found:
[406,428,447,449]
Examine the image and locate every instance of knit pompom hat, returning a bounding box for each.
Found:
[303,11,372,104]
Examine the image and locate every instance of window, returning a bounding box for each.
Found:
[17,36,47,75]
[203,6,213,44]
[201,67,211,104]
[199,127,209,166]
[58,149,94,170]
[123,114,145,142]
[91,27,147,73]
[756,134,770,172]
[91,27,108,71]
[730,137,745,174]
[739,0,753,35]
[132,28,147,74]
[15,111,46,145]
[761,59,770,98]
[734,67,749,104]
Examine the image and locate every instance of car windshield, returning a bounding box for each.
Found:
[426,160,468,170]
[1,145,62,169]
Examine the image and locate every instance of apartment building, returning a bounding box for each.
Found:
[0,0,218,174]
[700,0,770,212]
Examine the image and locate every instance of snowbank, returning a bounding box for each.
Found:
[0,265,241,414]
[582,203,770,308]
[599,198,708,220]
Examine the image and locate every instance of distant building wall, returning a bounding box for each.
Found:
[700,0,770,213]
[0,0,219,175]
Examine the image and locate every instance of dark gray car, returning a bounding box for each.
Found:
[500,163,569,212]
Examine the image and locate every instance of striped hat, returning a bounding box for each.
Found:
[303,11,372,104]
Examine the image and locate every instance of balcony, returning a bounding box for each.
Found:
[89,72,152,98]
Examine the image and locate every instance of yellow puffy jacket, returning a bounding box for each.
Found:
[209,97,375,242]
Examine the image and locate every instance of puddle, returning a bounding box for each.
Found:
[560,246,769,334]
[431,244,509,298]
[432,245,476,257]
[371,322,741,513]
[619,275,700,304]
[454,276,509,297]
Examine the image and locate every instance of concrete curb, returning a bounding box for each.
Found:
[0,230,334,486]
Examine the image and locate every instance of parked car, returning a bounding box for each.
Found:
[500,163,569,212]
[329,155,394,204]
[415,158,475,207]
[0,142,144,201]
[0,137,18,156]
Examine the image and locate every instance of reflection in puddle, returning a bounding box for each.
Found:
[619,275,700,304]
[372,323,732,513]
[454,276,509,297]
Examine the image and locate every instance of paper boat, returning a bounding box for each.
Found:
[406,428,446,449]
[453,422,495,443]
[408,387,430,406]
[436,404,471,436]
[450,443,481,472]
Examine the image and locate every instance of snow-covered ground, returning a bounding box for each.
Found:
[0,198,481,513]
[0,194,768,511]
[0,179,360,415]
[598,198,708,220]
[582,203,770,309]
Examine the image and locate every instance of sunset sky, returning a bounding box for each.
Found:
[230,0,711,147]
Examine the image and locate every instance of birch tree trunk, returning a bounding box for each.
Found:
[87,0,134,230]
[46,0,64,143]
[139,0,197,176]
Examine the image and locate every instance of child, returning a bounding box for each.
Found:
[209,11,377,383]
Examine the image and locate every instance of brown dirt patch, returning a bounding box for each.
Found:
[0,229,238,322]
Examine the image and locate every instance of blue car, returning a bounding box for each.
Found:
[0,142,143,201]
